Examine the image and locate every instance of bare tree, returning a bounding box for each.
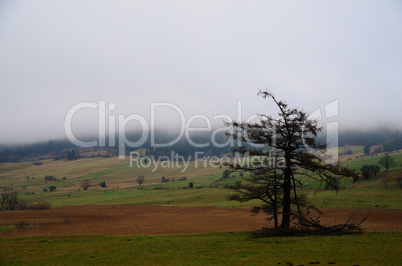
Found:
[137,175,145,186]
[225,91,358,229]
[81,179,91,190]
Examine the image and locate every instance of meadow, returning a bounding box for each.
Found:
[0,146,401,209]
[1,232,401,265]
[0,146,401,264]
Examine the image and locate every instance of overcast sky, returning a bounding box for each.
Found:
[1,0,401,144]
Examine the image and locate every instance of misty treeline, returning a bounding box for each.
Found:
[0,139,74,163]
[0,131,232,162]
[0,128,401,163]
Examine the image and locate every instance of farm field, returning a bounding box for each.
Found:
[0,147,401,209]
[0,205,401,237]
[0,147,401,265]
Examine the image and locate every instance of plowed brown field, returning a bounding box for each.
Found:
[1,205,401,237]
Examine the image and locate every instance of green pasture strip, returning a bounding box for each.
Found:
[1,232,400,265]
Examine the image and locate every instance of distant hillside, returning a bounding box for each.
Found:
[1,128,401,162]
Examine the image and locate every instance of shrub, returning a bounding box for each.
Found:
[45,175,57,181]
[0,191,19,211]
[360,164,381,179]
[17,202,51,210]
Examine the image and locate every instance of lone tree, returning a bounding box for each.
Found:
[378,153,396,189]
[81,179,91,190]
[226,91,359,230]
[137,175,145,186]
[378,153,396,174]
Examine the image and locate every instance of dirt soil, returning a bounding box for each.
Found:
[1,205,401,237]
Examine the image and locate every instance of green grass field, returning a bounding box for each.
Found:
[1,232,401,265]
[0,150,401,209]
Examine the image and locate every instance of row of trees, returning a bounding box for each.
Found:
[66,149,79,160]
[1,192,51,211]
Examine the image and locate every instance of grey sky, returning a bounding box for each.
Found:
[1,0,401,143]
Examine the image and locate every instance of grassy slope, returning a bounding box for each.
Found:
[0,149,401,209]
[0,232,401,265]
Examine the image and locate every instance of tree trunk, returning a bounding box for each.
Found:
[273,169,279,228]
[273,201,278,228]
[280,154,292,228]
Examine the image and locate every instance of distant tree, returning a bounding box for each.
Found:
[397,178,402,189]
[49,185,56,192]
[372,146,383,155]
[382,174,390,189]
[137,175,145,186]
[363,144,371,155]
[360,165,381,179]
[188,181,194,189]
[378,153,396,173]
[378,153,396,189]
[222,170,230,179]
[67,149,78,160]
[45,175,57,181]
[99,181,106,188]
[360,166,371,179]
[81,179,91,190]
